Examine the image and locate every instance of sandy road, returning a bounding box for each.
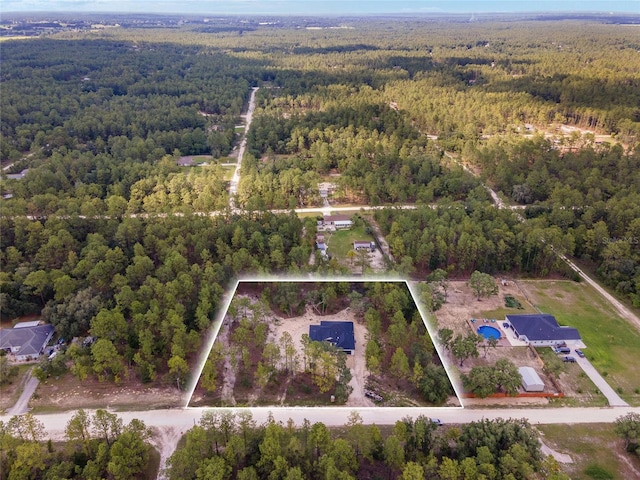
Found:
[4,405,638,479]
[5,405,639,442]
[229,86,258,208]
[153,425,185,480]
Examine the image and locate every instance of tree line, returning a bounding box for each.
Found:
[0,410,155,479]
[166,410,568,480]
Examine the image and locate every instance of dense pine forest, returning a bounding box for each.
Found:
[1,17,639,397]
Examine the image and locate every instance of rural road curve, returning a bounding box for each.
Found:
[6,368,39,416]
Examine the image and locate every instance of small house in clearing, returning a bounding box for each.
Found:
[504,314,581,347]
[518,366,544,392]
[319,215,352,230]
[309,321,355,355]
[0,323,55,362]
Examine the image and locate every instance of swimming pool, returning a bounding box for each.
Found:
[477,325,501,340]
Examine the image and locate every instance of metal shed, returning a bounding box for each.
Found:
[518,366,544,392]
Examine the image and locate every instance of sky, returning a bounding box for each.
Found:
[2,0,639,15]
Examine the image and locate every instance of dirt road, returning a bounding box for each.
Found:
[229,87,258,209]
[4,404,638,479]
[560,254,640,334]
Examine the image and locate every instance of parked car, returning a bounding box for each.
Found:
[575,349,585,358]
[430,418,443,426]
[553,346,571,354]
[364,390,383,402]
[563,356,576,363]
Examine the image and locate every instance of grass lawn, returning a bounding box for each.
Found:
[326,226,374,261]
[537,423,640,480]
[520,280,640,405]
[297,212,322,219]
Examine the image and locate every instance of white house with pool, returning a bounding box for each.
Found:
[503,314,582,347]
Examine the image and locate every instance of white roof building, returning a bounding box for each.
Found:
[518,366,544,392]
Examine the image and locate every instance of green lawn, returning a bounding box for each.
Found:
[520,280,640,405]
[537,423,640,480]
[326,226,374,260]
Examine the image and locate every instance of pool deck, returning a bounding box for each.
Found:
[467,318,528,347]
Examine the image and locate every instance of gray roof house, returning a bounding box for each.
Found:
[0,324,55,362]
[504,314,581,347]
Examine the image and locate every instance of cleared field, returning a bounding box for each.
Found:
[520,280,640,405]
[537,423,640,480]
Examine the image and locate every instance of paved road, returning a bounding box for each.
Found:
[7,368,39,416]
[574,355,629,406]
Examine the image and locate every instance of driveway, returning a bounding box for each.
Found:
[574,354,629,406]
[7,368,39,416]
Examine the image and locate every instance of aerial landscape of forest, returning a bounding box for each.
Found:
[1,8,640,480]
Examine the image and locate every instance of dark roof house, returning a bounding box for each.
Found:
[505,314,581,346]
[309,321,355,354]
[0,324,55,361]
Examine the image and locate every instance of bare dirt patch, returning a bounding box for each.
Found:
[31,374,185,412]
[434,280,531,337]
